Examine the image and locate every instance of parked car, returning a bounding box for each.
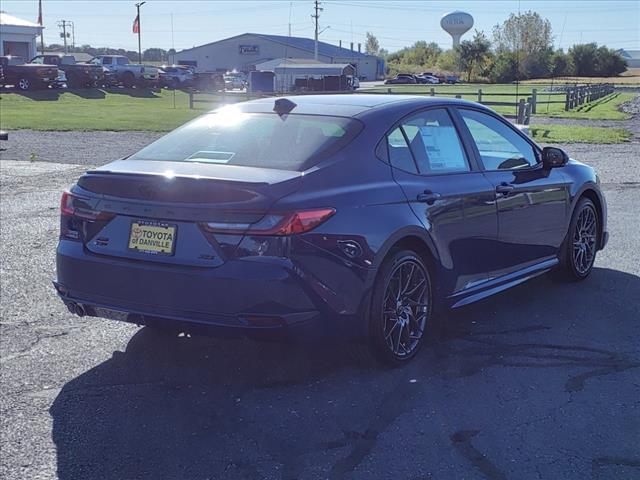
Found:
[0,56,58,91]
[445,75,459,84]
[159,65,194,88]
[87,55,159,87]
[415,74,439,84]
[29,54,104,88]
[223,74,246,90]
[384,74,417,84]
[192,72,225,92]
[54,95,608,366]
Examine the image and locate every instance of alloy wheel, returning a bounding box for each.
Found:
[572,205,597,275]
[18,78,30,91]
[382,259,429,359]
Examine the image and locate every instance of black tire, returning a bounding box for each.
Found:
[66,72,78,89]
[361,249,433,367]
[122,72,136,88]
[17,77,31,91]
[558,198,599,281]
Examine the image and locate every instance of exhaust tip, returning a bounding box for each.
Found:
[74,304,86,317]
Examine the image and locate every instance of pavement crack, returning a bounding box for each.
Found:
[450,430,507,480]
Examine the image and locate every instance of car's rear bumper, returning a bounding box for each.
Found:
[55,240,364,340]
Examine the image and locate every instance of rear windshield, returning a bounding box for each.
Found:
[128,108,362,171]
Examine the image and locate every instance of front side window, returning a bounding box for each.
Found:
[128,107,362,171]
[400,108,470,174]
[101,57,112,65]
[460,109,538,170]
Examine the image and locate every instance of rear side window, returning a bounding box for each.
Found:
[459,109,538,170]
[401,109,469,174]
[386,127,418,174]
[385,108,470,175]
[128,109,362,171]
[116,57,128,65]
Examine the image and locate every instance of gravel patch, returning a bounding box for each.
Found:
[0,130,162,165]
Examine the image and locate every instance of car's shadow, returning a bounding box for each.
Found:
[50,267,640,480]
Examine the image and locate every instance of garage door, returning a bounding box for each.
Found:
[3,41,30,58]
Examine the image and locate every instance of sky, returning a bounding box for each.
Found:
[3,0,639,53]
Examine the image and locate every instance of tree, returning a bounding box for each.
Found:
[436,49,459,72]
[143,48,167,62]
[594,46,627,76]
[365,32,380,56]
[492,11,553,79]
[493,11,552,56]
[568,43,598,76]
[488,50,519,82]
[550,49,569,77]
[455,30,491,82]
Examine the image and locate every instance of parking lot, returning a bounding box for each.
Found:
[1,128,639,479]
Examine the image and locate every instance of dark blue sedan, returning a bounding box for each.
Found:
[55,95,608,365]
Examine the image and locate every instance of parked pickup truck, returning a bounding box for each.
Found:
[87,55,159,87]
[30,54,104,88]
[0,56,58,90]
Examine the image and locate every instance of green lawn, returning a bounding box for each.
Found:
[543,92,634,120]
[530,124,631,144]
[0,88,202,131]
[0,86,634,144]
[359,84,633,119]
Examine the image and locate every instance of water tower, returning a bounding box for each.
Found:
[440,11,474,47]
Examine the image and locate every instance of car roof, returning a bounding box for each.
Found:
[213,94,487,117]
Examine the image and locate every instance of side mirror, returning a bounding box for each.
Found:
[542,147,569,169]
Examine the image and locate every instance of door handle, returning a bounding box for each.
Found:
[416,190,442,205]
[495,183,515,195]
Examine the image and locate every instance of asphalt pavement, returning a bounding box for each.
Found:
[1,140,639,479]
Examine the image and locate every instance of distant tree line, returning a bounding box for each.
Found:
[44,43,175,63]
[375,10,627,81]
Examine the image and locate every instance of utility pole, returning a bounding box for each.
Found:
[135,2,146,64]
[37,0,44,55]
[312,0,322,60]
[57,20,69,53]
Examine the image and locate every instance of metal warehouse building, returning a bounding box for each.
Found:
[169,32,384,80]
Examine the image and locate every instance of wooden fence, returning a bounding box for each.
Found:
[564,83,614,110]
[188,82,615,126]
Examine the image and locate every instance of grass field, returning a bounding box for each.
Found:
[359,84,634,119]
[530,124,631,144]
[544,92,634,120]
[0,86,634,143]
[0,88,201,131]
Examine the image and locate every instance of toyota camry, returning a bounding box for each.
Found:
[54,95,608,365]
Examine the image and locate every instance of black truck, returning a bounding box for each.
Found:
[30,54,105,88]
[0,56,58,91]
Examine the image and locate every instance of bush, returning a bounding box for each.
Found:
[568,43,627,76]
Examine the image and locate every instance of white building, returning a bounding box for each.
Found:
[170,33,384,80]
[0,12,42,59]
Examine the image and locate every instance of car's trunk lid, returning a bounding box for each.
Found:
[74,159,303,266]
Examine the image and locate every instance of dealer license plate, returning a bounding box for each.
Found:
[128,220,176,255]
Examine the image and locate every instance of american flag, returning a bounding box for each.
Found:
[133,14,140,34]
[37,0,43,25]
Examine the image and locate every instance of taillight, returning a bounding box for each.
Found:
[201,208,335,236]
[60,191,113,221]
